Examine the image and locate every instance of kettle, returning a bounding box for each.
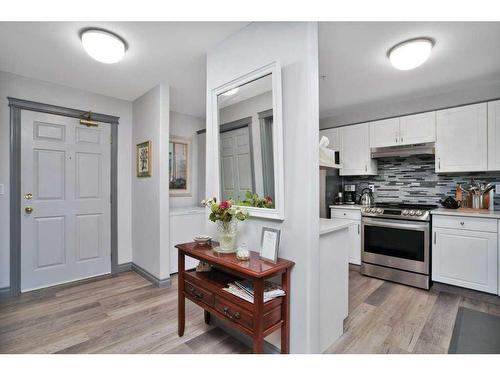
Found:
[359,188,374,207]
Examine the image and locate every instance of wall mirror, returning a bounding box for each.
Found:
[211,61,284,220]
[169,136,191,196]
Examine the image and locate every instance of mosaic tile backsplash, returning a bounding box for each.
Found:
[341,156,500,207]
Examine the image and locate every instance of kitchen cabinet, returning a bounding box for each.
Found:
[331,208,361,265]
[340,123,377,176]
[488,100,500,171]
[435,103,488,173]
[320,127,341,151]
[369,112,435,148]
[369,118,400,148]
[399,111,436,145]
[432,215,498,294]
[170,207,206,274]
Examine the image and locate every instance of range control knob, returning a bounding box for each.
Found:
[415,210,423,216]
[402,210,408,215]
[409,210,416,216]
[377,208,383,214]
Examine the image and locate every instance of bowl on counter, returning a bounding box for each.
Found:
[193,235,211,245]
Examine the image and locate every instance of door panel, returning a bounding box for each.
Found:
[34,149,65,200]
[436,103,487,173]
[399,111,436,145]
[369,118,400,148]
[432,228,497,294]
[21,111,111,292]
[34,216,66,269]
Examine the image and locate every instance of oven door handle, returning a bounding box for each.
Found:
[362,217,429,231]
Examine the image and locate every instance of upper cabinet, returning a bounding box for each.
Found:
[488,100,500,171]
[399,111,436,145]
[435,103,487,173]
[319,127,341,151]
[369,112,436,148]
[340,123,377,176]
[369,118,400,148]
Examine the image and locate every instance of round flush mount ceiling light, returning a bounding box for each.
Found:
[388,38,434,71]
[221,88,240,96]
[81,29,126,64]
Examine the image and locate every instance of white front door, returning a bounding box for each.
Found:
[21,111,111,292]
[220,126,254,201]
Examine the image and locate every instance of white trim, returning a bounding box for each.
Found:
[209,61,285,220]
[169,135,192,197]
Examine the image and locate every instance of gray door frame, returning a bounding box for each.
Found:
[8,97,120,297]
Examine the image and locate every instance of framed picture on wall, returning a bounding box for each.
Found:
[136,141,152,177]
[169,136,191,196]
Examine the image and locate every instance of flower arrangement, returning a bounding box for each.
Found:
[201,198,249,223]
[237,191,274,209]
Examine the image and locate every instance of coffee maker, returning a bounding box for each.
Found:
[343,184,357,204]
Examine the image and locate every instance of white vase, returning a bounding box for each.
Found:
[215,220,238,253]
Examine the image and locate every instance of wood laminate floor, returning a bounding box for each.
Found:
[1,267,499,354]
[325,265,500,354]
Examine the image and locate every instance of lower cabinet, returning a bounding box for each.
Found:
[331,208,361,265]
[432,226,498,294]
[170,208,206,274]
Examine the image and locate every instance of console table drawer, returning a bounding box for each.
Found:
[214,295,254,331]
[184,281,214,307]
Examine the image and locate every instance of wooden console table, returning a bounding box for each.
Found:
[176,242,295,354]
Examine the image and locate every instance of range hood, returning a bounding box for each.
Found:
[371,143,435,158]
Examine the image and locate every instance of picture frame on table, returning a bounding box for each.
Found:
[260,227,281,263]
[136,141,152,177]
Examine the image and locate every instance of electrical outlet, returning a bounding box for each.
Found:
[368,184,375,193]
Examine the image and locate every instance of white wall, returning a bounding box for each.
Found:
[0,70,133,289]
[206,22,320,353]
[320,75,500,128]
[169,111,205,208]
[220,91,272,196]
[132,84,171,280]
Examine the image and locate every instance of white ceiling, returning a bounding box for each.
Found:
[2,22,500,121]
[319,22,500,119]
[0,22,248,118]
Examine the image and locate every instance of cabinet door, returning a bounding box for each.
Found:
[488,100,500,171]
[399,111,436,145]
[432,228,498,294]
[369,118,400,148]
[348,221,361,265]
[320,128,341,150]
[340,123,377,176]
[436,103,487,173]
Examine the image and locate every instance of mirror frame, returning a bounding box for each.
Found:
[209,61,284,220]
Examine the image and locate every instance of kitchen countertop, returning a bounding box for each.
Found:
[431,208,500,219]
[319,218,352,235]
[329,204,363,210]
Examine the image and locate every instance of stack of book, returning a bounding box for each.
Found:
[223,279,285,303]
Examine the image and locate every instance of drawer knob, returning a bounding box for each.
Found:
[223,306,241,320]
[188,285,203,299]
[460,221,464,226]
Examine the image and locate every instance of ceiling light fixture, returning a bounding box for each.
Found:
[81,29,126,64]
[221,88,240,96]
[388,38,434,71]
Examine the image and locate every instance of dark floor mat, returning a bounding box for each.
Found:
[449,307,500,354]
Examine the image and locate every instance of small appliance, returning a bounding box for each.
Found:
[359,188,374,207]
[343,184,357,205]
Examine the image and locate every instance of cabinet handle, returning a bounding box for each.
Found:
[365,164,367,172]
[460,221,464,226]
[438,158,441,170]
[434,232,436,245]
[223,307,241,320]
[400,137,403,143]
[358,224,360,234]
[395,136,398,143]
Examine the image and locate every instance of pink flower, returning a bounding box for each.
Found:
[219,200,231,210]
[264,196,273,204]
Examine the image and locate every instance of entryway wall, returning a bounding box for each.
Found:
[0,70,134,292]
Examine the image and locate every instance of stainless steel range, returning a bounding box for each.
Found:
[360,203,437,290]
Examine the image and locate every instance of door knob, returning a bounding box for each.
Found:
[25,206,33,214]
[25,192,33,200]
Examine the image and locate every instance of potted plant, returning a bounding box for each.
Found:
[202,198,249,253]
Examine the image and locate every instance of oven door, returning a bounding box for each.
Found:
[361,217,429,274]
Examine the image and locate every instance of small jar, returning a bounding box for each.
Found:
[236,243,250,260]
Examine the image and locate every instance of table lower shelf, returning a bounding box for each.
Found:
[183,270,284,337]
